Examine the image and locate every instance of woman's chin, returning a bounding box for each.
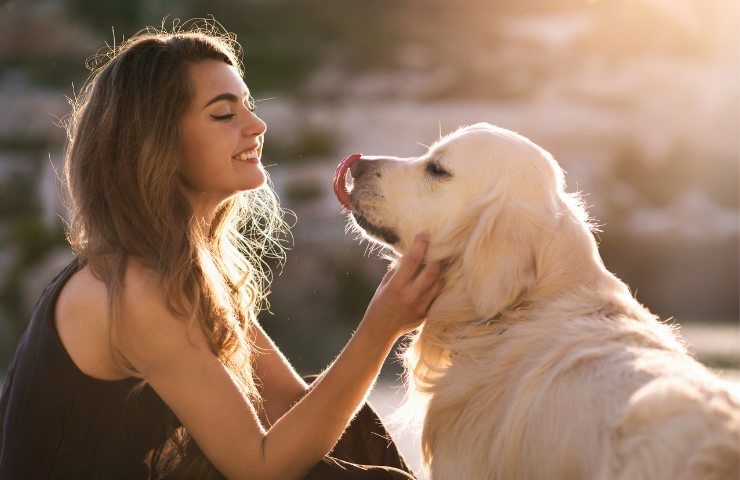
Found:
[236,169,266,191]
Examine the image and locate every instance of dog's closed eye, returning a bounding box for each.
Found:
[426,161,452,179]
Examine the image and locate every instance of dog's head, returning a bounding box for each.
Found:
[336,123,602,319]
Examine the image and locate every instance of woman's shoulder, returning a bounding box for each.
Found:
[119,259,195,318]
[116,260,212,377]
[118,259,193,328]
[54,257,196,382]
[54,262,129,381]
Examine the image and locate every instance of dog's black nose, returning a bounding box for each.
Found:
[349,157,369,179]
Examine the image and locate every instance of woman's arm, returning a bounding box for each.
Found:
[117,234,440,480]
[250,319,308,425]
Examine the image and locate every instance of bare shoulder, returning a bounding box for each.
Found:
[54,263,129,380]
[60,261,270,478]
[54,259,210,382]
[116,260,212,379]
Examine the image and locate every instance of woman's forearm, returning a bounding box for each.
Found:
[258,319,396,479]
[246,234,441,480]
[250,320,309,425]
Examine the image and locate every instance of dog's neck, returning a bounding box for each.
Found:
[427,256,634,340]
[399,257,646,441]
[472,299,533,327]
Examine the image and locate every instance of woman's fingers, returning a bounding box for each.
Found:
[388,234,443,315]
[406,261,441,302]
[418,279,443,315]
[380,266,396,287]
[392,234,429,286]
[363,234,444,338]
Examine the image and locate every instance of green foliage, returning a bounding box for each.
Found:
[0,56,85,89]
[0,152,67,351]
[287,127,338,162]
[284,181,323,203]
[0,214,66,337]
[265,125,337,164]
[41,0,400,96]
[0,136,58,152]
[334,261,377,323]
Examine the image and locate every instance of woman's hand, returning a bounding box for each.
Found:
[359,233,443,342]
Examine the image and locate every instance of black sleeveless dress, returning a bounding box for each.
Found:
[0,258,173,479]
[0,258,415,479]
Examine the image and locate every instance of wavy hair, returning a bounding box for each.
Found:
[62,19,289,479]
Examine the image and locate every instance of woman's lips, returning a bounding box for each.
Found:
[232,148,260,163]
[333,153,362,210]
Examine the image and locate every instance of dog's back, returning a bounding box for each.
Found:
[419,306,740,480]
[611,372,740,480]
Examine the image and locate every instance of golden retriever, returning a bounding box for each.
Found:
[334,123,740,480]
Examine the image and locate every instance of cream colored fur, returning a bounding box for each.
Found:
[346,123,740,480]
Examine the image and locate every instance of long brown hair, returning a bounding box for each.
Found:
[62,19,288,479]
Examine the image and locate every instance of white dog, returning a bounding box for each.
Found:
[334,123,740,480]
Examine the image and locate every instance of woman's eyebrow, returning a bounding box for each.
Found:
[203,91,251,109]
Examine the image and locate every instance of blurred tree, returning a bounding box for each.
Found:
[66,0,152,34]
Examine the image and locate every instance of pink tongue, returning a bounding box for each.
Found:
[333,153,362,210]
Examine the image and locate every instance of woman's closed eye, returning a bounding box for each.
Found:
[211,99,256,121]
[211,113,236,121]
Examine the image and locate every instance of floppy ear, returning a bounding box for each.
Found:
[461,196,544,320]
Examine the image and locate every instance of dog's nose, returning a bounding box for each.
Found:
[349,157,369,179]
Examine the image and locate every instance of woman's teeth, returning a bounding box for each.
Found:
[233,149,258,161]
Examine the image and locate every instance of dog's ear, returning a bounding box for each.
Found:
[461,195,544,319]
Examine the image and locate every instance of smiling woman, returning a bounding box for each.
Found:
[0,19,442,480]
[179,60,267,205]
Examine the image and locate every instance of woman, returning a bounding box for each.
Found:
[0,21,442,479]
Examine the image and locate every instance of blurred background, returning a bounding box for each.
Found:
[1,0,738,475]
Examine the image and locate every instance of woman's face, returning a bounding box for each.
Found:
[179,60,267,210]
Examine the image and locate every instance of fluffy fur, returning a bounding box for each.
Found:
[345,123,740,480]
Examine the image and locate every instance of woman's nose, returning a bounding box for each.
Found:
[242,112,267,137]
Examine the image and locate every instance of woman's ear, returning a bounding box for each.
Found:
[461,197,545,320]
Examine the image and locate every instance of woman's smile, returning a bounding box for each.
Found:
[232,146,261,163]
[179,60,268,204]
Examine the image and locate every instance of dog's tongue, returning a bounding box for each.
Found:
[333,153,362,210]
